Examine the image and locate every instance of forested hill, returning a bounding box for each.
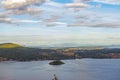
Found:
[0,43,73,61]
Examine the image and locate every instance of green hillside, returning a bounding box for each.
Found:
[0,43,23,48]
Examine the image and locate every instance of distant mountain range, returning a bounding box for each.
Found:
[32,43,120,49]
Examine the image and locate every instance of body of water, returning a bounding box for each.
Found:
[0,59,120,80]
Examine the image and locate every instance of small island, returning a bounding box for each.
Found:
[49,60,65,65]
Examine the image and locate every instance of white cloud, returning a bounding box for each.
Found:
[65,0,120,5]
[12,7,43,16]
[14,19,42,23]
[0,10,12,17]
[93,0,120,5]
[65,0,90,9]
[43,0,64,8]
[65,3,90,8]
[0,18,13,23]
[0,17,41,24]
[68,21,120,28]
[0,0,120,28]
[1,0,46,9]
[45,21,67,27]
[89,22,120,28]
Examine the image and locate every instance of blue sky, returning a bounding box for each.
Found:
[0,0,120,47]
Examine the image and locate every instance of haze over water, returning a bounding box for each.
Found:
[0,59,120,80]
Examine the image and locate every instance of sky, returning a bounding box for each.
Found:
[0,0,120,47]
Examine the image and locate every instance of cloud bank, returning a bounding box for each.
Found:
[0,0,120,28]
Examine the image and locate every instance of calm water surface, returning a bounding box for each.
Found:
[0,59,120,80]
